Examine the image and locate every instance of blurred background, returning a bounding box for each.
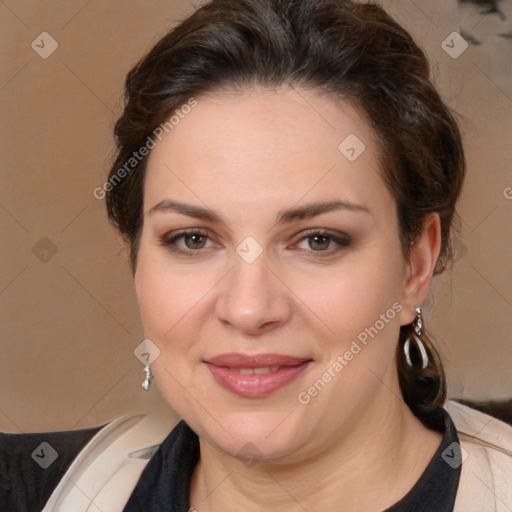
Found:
[1,0,511,432]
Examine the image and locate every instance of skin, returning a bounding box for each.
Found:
[134,87,443,511]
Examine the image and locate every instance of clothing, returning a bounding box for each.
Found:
[121,406,460,512]
[1,401,511,511]
[0,425,103,512]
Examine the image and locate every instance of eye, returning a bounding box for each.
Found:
[294,229,351,255]
[159,229,214,255]
[159,228,351,258]
[182,233,208,249]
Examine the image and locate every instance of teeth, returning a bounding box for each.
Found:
[231,366,280,374]
[254,367,272,375]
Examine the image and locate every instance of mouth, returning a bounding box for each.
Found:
[204,353,313,398]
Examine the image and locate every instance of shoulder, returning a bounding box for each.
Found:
[42,404,180,512]
[0,425,103,512]
[12,404,180,512]
[444,400,512,512]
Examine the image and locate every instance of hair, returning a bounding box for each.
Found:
[105,0,466,428]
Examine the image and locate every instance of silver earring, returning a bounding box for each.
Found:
[404,307,429,370]
[142,364,154,391]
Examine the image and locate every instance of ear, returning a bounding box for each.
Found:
[399,213,442,326]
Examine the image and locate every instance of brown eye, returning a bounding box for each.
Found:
[159,229,213,256]
[295,230,351,256]
[308,235,331,251]
[184,233,207,249]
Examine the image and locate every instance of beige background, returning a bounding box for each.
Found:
[1,0,511,433]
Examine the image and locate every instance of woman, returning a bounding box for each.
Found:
[5,0,512,510]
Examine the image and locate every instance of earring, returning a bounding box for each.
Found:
[142,364,154,391]
[404,307,429,370]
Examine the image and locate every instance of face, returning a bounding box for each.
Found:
[134,88,412,462]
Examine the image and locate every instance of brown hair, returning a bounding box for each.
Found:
[106,0,466,427]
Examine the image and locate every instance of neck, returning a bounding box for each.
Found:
[189,374,442,512]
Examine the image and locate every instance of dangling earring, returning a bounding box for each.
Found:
[142,364,154,391]
[404,307,429,370]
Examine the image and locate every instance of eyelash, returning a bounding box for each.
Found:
[159,229,351,258]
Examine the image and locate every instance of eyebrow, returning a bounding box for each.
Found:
[148,198,370,224]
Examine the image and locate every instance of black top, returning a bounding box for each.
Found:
[0,407,462,512]
[122,407,462,512]
[0,424,103,512]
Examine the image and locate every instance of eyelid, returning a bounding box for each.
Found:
[291,228,351,255]
[294,228,350,243]
[159,227,351,258]
[159,228,218,253]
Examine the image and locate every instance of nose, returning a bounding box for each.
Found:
[214,251,292,336]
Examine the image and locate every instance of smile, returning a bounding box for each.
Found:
[230,366,280,374]
[204,353,312,398]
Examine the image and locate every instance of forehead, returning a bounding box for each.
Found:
[143,87,391,221]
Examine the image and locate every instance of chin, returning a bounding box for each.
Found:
[192,408,314,463]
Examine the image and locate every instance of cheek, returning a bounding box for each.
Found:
[133,245,223,380]
[134,243,188,348]
[135,267,194,345]
[134,260,202,409]
[295,258,405,388]
[293,254,403,330]
[298,266,403,399]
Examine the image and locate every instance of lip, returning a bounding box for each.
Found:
[206,353,310,368]
[204,353,312,398]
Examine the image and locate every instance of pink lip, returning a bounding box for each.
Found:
[204,353,312,398]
